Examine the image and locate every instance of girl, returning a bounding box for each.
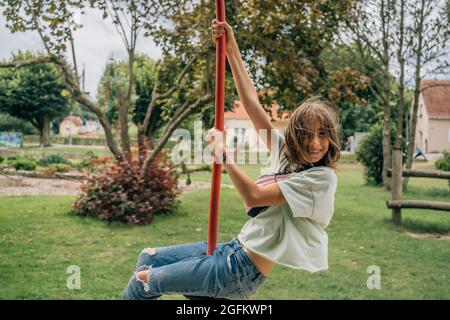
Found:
[122,19,340,300]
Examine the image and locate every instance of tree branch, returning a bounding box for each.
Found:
[141,55,198,135]
[0,56,56,69]
[142,93,212,179]
[52,58,123,160]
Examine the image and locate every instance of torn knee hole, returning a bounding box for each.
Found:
[135,269,150,292]
[137,270,149,283]
[143,247,157,256]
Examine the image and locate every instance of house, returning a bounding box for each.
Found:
[415,80,450,153]
[59,116,104,137]
[78,120,104,137]
[59,116,82,137]
[224,100,289,151]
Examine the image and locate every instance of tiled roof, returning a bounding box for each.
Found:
[62,116,83,127]
[421,80,450,119]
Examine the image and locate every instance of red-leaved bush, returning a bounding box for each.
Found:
[73,151,180,224]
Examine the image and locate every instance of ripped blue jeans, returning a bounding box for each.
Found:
[122,238,267,300]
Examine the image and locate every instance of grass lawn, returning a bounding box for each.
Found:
[0,163,449,300]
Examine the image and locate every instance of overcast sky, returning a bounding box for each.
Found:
[0,7,163,99]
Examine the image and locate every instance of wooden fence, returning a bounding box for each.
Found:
[387,168,450,225]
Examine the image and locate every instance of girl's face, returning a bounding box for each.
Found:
[304,118,329,163]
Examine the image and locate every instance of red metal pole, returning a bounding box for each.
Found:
[207,0,226,255]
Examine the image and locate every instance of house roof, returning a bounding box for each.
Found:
[420,80,450,119]
[224,100,289,121]
[62,116,82,127]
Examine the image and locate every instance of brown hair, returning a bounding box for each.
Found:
[283,96,341,170]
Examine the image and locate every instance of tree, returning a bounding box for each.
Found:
[0,51,70,146]
[391,0,407,223]
[344,0,398,190]
[321,44,382,143]
[403,0,450,190]
[97,54,178,149]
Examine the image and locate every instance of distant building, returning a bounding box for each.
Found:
[415,80,450,153]
[59,116,104,137]
[78,120,104,137]
[224,100,289,151]
[59,116,82,137]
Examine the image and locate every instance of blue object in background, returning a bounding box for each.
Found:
[413,146,427,161]
[0,132,23,148]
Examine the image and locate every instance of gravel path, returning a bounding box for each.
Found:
[0,175,232,196]
[0,175,82,196]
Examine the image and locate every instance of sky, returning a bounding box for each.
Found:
[0,7,163,99]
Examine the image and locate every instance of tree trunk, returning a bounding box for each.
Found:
[117,91,131,161]
[404,88,421,190]
[382,81,392,190]
[391,0,406,215]
[142,94,212,179]
[404,0,425,191]
[391,148,403,225]
[53,58,123,160]
[146,115,158,149]
[380,0,392,191]
[39,116,51,147]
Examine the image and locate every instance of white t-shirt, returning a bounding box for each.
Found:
[237,133,337,272]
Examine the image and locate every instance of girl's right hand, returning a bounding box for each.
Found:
[211,19,235,50]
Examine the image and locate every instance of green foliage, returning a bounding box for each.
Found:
[97,54,160,132]
[132,55,161,133]
[356,123,404,185]
[38,153,69,167]
[12,158,37,171]
[435,151,450,171]
[0,51,71,141]
[97,58,130,125]
[1,1,87,56]
[339,101,383,143]
[0,113,39,135]
[69,151,98,171]
[50,164,71,173]
[73,152,180,225]
[0,156,4,163]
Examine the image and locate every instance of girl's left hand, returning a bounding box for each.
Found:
[206,128,227,157]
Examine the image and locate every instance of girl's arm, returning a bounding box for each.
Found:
[212,20,274,150]
[206,129,286,207]
[224,159,286,207]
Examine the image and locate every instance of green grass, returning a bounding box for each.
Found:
[0,163,449,299]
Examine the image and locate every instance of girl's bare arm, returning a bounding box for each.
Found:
[224,160,286,207]
[212,20,274,150]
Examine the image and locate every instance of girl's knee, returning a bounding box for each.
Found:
[142,247,157,256]
[123,267,153,300]
[135,247,158,271]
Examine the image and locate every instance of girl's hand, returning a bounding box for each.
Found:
[206,128,227,158]
[211,19,236,51]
